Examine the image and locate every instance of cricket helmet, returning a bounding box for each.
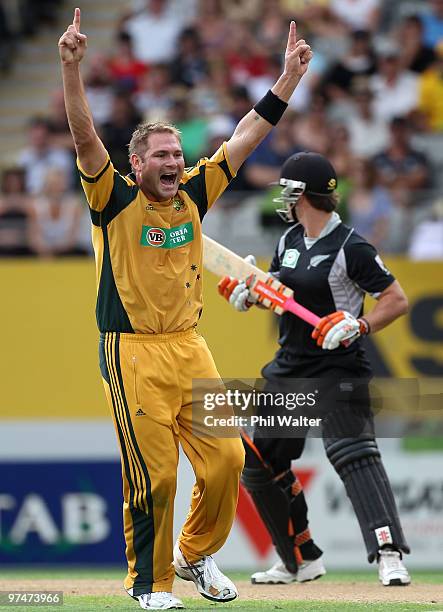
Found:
[274,152,338,222]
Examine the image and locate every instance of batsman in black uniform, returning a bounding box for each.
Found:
[219,152,411,587]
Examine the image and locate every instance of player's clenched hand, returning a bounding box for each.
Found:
[283,21,313,80]
[217,255,258,312]
[312,311,368,350]
[58,7,87,64]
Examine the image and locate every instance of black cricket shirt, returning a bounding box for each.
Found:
[263,214,395,377]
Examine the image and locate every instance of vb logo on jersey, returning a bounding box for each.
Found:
[145,227,166,247]
[140,222,194,249]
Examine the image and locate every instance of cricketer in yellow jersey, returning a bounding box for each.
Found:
[59,7,313,611]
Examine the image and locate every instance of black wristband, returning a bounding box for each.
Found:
[359,317,371,335]
[253,89,288,126]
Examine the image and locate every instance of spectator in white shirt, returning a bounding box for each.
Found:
[409,199,443,260]
[123,0,181,64]
[133,64,174,123]
[371,42,419,122]
[18,117,73,195]
[29,167,86,257]
[346,82,389,157]
[330,0,380,32]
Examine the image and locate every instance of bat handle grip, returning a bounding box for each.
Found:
[283,298,320,326]
[283,298,351,347]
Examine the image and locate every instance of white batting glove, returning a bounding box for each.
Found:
[229,280,257,311]
[244,254,256,266]
[312,310,368,350]
[217,255,257,312]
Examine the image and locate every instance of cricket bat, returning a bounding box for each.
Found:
[203,235,321,327]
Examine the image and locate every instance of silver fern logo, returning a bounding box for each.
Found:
[308,255,329,269]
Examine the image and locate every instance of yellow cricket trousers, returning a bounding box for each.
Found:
[99,328,245,596]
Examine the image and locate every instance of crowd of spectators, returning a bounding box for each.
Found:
[0,0,62,72]
[2,0,443,258]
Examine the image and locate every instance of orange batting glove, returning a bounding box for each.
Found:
[312,311,369,350]
[217,276,257,311]
[218,276,240,301]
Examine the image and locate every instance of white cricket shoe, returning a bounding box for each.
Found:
[251,561,296,584]
[297,557,327,582]
[378,550,411,586]
[126,590,184,610]
[251,558,326,584]
[173,542,238,602]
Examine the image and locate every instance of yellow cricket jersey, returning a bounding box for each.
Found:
[419,68,443,131]
[78,143,235,334]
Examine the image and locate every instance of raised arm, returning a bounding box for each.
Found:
[58,8,107,175]
[225,22,312,173]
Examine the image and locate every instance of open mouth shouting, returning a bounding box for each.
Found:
[160,172,177,188]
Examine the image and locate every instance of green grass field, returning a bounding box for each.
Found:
[11,599,438,612]
[0,568,441,581]
[0,569,442,611]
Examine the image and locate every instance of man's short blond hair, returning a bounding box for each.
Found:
[128,122,182,163]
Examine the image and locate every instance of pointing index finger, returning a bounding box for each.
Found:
[73,7,81,32]
[287,20,297,51]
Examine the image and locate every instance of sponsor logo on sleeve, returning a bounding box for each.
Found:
[375,254,390,275]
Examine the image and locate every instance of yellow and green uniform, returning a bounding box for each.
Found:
[419,67,443,131]
[78,144,245,595]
